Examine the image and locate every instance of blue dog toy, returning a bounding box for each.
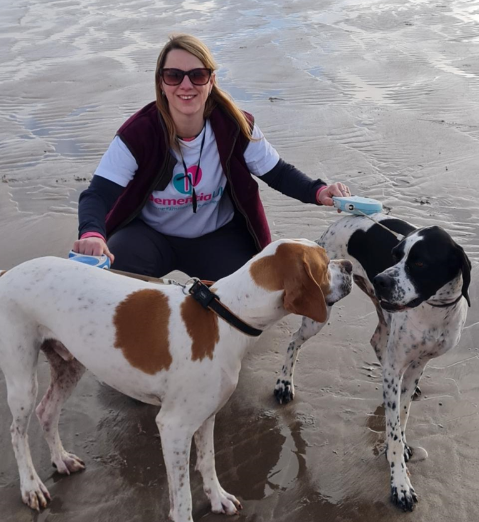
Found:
[68,251,111,269]
[332,195,383,216]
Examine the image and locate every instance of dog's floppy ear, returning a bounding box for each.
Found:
[456,244,472,307]
[283,258,328,323]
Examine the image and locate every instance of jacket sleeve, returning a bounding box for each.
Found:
[78,176,125,239]
[259,159,327,204]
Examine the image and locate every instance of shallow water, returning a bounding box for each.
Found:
[1,0,478,521]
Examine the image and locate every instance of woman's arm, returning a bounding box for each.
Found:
[73,136,138,260]
[260,159,326,204]
[244,124,350,205]
[73,176,124,261]
[78,176,124,239]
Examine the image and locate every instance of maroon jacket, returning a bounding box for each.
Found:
[105,102,270,251]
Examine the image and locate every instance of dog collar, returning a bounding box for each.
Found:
[427,295,463,308]
[188,280,263,337]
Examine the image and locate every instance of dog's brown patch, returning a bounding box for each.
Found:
[113,289,172,374]
[0,270,7,277]
[181,296,219,361]
[250,242,331,323]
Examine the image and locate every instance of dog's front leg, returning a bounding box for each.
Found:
[370,312,389,364]
[399,361,426,461]
[1,332,51,510]
[157,412,196,522]
[382,361,418,511]
[274,314,330,404]
[194,415,242,515]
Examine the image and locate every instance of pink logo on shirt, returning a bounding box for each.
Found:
[173,166,202,195]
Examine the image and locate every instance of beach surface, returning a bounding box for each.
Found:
[1,0,479,520]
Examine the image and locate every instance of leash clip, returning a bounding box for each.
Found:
[189,280,219,308]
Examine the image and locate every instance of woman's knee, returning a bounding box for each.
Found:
[108,220,176,277]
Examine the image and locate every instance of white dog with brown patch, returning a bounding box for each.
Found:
[0,239,352,522]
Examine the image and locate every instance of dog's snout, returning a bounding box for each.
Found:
[373,273,393,294]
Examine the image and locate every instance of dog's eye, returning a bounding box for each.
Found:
[414,261,425,268]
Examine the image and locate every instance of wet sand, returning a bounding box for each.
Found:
[1,0,479,520]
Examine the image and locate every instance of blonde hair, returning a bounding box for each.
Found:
[155,34,253,149]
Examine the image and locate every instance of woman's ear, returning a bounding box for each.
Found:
[210,72,216,94]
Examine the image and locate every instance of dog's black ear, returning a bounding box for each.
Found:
[456,244,472,307]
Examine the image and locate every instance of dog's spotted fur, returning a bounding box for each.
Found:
[274,215,471,511]
[0,238,352,521]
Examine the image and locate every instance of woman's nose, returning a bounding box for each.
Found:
[179,74,194,88]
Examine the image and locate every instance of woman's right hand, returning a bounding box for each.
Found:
[72,237,115,264]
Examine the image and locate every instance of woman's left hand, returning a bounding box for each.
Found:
[316,182,351,207]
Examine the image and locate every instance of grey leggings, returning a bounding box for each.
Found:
[107,216,259,281]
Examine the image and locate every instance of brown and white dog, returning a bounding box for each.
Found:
[0,239,352,522]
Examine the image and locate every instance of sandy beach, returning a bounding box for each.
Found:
[1,0,479,520]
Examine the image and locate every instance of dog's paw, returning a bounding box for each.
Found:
[274,379,294,404]
[391,482,418,512]
[209,487,242,515]
[52,451,86,475]
[21,476,51,511]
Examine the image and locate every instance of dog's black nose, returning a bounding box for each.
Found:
[342,260,353,274]
[373,273,394,294]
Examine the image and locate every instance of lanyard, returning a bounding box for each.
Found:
[177,128,206,213]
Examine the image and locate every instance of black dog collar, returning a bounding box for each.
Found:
[188,280,263,337]
[427,295,464,308]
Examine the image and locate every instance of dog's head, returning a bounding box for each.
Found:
[373,226,472,312]
[250,239,353,323]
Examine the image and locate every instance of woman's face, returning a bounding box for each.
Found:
[161,49,215,126]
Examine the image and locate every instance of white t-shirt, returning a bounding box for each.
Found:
[94,121,279,237]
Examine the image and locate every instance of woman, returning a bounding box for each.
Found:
[74,34,351,280]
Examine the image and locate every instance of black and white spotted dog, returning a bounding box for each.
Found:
[274,214,472,511]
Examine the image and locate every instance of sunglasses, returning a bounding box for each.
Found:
[160,68,212,86]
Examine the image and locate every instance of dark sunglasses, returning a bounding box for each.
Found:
[159,68,212,86]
